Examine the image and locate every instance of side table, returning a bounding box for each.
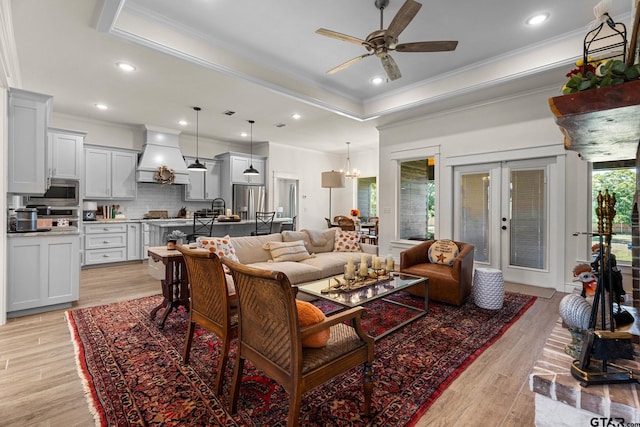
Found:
[148,246,190,328]
[472,267,504,310]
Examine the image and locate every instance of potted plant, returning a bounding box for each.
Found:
[166,230,186,250]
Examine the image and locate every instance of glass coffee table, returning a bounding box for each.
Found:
[297,272,428,341]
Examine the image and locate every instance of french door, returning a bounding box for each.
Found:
[453,157,561,286]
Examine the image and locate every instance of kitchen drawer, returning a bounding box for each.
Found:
[84,223,127,234]
[84,247,127,265]
[85,232,126,250]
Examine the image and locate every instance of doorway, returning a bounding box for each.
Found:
[273,174,299,223]
[453,157,562,286]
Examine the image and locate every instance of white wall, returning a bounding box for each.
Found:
[377,86,590,290]
[267,142,348,231]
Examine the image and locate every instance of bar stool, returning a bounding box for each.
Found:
[472,268,504,310]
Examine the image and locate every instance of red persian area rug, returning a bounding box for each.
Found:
[66,292,535,426]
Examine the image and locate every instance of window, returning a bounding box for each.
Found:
[357,177,377,220]
[592,161,635,265]
[399,158,435,240]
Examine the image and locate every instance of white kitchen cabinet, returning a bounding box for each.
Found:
[127,222,141,260]
[84,222,128,265]
[48,128,84,180]
[216,152,266,186]
[8,88,53,194]
[84,146,137,200]
[184,158,221,201]
[216,152,266,208]
[7,234,80,315]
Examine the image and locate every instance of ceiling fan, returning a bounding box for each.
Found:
[316,0,458,81]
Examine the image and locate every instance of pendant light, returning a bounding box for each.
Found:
[187,106,207,171]
[342,141,360,179]
[243,119,260,176]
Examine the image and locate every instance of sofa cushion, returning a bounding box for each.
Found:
[231,233,283,264]
[283,228,336,254]
[196,235,239,263]
[296,300,330,348]
[428,240,459,266]
[245,261,323,285]
[300,252,373,277]
[334,230,362,252]
[263,240,313,262]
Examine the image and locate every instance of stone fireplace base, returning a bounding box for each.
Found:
[530,319,640,426]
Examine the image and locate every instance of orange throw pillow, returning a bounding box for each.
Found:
[296,300,330,348]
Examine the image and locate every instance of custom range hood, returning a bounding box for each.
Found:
[136,125,189,185]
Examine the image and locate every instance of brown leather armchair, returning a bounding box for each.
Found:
[400,240,475,306]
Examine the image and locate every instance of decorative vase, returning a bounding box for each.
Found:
[167,240,177,250]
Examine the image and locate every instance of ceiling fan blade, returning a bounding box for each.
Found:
[327,53,373,74]
[395,40,458,52]
[380,54,402,81]
[385,0,422,41]
[316,28,366,46]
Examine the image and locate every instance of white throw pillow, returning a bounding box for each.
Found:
[196,235,239,263]
[428,240,459,266]
[263,240,312,262]
[333,230,362,252]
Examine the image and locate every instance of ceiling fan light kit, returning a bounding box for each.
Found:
[316,0,458,81]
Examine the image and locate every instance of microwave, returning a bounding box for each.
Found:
[26,179,79,206]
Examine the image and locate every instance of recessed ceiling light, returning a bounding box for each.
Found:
[116,62,136,72]
[370,76,385,85]
[291,113,301,120]
[526,13,549,25]
[95,103,108,110]
[240,132,248,137]
[178,120,188,126]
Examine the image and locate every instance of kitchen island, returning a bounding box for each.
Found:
[140,217,294,247]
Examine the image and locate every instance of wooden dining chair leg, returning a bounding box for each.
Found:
[363,361,374,416]
[287,386,303,427]
[229,356,245,413]
[182,320,196,364]
[214,334,232,395]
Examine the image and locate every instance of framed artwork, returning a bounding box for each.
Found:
[628,0,640,66]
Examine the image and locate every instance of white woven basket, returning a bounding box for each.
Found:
[473,268,504,310]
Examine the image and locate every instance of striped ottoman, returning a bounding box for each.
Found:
[472,268,504,310]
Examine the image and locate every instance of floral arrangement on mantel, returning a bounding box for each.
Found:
[562,58,640,94]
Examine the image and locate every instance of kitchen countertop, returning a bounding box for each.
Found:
[89,217,293,226]
[7,226,80,237]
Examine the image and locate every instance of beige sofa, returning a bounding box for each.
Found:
[226,228,378,285]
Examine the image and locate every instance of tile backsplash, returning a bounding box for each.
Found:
[86,183,213,219]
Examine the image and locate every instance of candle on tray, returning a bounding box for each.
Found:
[359,261,368,277]
[226,208,232,217]
[372,256,381,270]
[386,256,394,272]
[346,257,355,278]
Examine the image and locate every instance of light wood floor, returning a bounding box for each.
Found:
[0,262,562,426]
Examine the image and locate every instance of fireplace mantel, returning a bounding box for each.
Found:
[548,80,640,162]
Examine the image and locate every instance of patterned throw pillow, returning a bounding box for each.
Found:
[196,235,239,263]
[428,240,459,266]
[263,240,312,262]
[296,300,330,348]
[333,230,362,252]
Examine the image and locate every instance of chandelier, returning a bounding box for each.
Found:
[341,141,360,179]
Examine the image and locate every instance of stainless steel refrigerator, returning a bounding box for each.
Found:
[232,184,267,220]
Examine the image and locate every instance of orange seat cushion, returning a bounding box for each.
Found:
[296,300,330,348]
